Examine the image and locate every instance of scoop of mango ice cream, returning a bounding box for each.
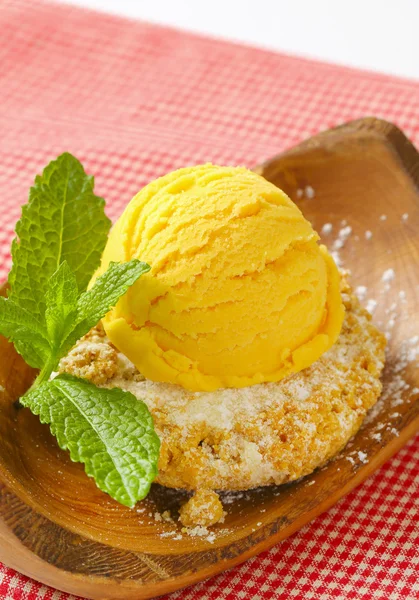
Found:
[97,164,344,392]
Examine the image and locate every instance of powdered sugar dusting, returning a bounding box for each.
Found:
[296,186,316,200]
[382,268,395,283]
[355,286,367,301]
[305,185,315,199]
[358,451,368,464]
[366,299,377,314]
[319,211,418,475]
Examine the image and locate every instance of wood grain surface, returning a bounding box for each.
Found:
[0,117,418,599]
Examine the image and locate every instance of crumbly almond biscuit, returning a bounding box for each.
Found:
[60,275,385,523]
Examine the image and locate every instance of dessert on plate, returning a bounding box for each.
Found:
[57,163,386,526]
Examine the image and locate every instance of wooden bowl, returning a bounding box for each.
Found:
[0,117,418,600]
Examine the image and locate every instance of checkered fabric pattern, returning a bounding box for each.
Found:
[0,1,418,598]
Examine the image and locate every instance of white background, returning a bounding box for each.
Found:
[68,0,419,80]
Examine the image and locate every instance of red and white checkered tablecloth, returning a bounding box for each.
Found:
[0,1,418,598]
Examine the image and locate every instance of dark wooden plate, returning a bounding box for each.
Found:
[0,117,418,599]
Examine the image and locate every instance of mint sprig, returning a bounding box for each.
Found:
[0,153,160,507]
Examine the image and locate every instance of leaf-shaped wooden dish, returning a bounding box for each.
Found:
[0,117,418,600]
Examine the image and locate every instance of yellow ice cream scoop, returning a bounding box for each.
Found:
[97,164,344,391]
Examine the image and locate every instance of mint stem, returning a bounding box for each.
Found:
[28,355,57,393]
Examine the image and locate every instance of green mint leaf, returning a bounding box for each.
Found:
[3,153,160,507]
[45,261,78,350]
[8,153,111,322]
[61,260,150,355]
[0,297,50,368]
[21,374,160,507]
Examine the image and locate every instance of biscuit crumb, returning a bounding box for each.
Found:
[59,325,118,385]
[179,489,225,527]
[161,510,174,523]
